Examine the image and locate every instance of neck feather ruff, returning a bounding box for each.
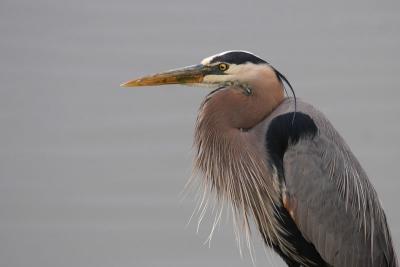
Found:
[190,97,303,263]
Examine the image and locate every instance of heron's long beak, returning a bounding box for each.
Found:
[120,64,209,87]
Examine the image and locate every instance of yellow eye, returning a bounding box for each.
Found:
[218,63,228,71]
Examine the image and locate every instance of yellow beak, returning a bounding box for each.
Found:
[120,64,209,87]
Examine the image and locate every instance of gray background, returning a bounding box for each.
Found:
[0,0,399,266]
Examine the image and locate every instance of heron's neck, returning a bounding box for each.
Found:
[193,83,285,246]
[193,84,284,193]
[199,82,284,131]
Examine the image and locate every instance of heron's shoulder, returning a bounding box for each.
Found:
[256,97,341,169]
[256,98,325,137]
[263,97,335,135]
[271,97,325,120]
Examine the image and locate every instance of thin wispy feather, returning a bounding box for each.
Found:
[188,96,311,266]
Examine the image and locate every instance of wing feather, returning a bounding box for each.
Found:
[280,106,397,266]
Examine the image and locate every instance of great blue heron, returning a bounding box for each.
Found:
[121,51,398,266]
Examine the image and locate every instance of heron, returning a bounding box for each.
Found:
[121,51,398,266]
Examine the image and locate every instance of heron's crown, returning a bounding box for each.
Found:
[201,50,268,66]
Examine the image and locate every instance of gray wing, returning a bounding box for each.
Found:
[282,103,397,266]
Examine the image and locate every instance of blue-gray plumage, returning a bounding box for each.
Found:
[121,50,398,267]
[260,98,397,266]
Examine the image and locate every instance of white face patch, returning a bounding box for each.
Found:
[198,51,274,88]
[202,62,272,87]
[202,74,234,85]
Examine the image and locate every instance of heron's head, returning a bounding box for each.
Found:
[121,50,285,91]
[122,51,294,129]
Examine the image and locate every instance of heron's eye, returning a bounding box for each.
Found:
[218,63,229,71]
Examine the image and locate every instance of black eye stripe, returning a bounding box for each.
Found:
[210,51,268,65]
